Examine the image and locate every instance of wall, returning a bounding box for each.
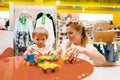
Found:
[57,7,120,26]
[0,0,120,26]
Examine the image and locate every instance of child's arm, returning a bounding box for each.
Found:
[23,46,34,55]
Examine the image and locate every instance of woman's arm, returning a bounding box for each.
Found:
[83,48,106,63]
[65,46,106,63]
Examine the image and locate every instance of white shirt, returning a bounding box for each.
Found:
[26,44,53,55]
[61,39,96,61]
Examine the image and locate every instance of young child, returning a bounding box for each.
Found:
[24,27,53,55]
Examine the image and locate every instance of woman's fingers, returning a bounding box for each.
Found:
[64,47,72,55]
[65,46,85,59]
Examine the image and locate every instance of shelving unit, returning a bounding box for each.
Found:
[57,20,68,49]
[93,23,119,66]
[116,31,120,41]
[94,23,117,43]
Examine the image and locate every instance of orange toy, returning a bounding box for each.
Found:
[0,56,94,80]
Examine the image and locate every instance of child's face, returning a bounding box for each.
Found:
[33,33,47,48]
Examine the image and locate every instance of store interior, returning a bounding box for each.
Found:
[0,0,120,80]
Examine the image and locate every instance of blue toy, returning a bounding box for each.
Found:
[24,54,35,62]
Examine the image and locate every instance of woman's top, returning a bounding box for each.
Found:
[61,39,96,61]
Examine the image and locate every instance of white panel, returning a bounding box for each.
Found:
[0,30,13,55]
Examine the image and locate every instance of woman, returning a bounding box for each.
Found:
[58,20,106,63]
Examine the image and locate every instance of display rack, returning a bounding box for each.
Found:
[9,3,57,56]
[93,23,119,66]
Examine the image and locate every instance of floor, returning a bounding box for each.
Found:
[84,61,120,80]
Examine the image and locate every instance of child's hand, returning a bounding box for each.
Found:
[28,47,34,53]
[23,47,34,56]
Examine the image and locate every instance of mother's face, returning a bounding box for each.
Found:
[66,26,82,44]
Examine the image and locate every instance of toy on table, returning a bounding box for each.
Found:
[37,61,59,73]
[23,53,60,73]
[22,54,36,66]
[63,53,78,64]
[22,51,80,73]
[37,53,58,61]
[36,53,60,73]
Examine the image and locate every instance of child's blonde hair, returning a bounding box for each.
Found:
[32,27,48,39]
[66,20,89,49]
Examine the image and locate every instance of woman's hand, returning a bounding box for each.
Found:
[63,44,106,63]
[66,46,87,55]
[65,46,87,58]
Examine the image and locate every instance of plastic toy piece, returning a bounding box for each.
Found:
[38,56,51,61]
[38,53,58,61]
[50,53,58,60]
[24,54,35,62]
[26,61,30,66]
[63,53,78,64]
[23,53,60,73]
[58,56,64,67]
[23,54,36,66]
[37,62,60,73]
[46,68,52,74]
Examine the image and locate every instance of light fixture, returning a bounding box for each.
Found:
[56,0,60,5]
[0,0,4,2]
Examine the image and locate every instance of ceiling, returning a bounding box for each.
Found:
[1,0,120,5]
[43,0,120,5]
[1,0,120,10]
[41,0,120,7]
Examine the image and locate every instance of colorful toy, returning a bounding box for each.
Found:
[37,62,59,73]
[36,53,60,73]
[23,52,79,73]
[63,53,78,64]
[38,53,58,61]
[22,54,36,66]
[23,53,60,73]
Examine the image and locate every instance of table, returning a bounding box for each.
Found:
[0,56,94,80]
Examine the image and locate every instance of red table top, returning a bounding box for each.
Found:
[0,56,94,80]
